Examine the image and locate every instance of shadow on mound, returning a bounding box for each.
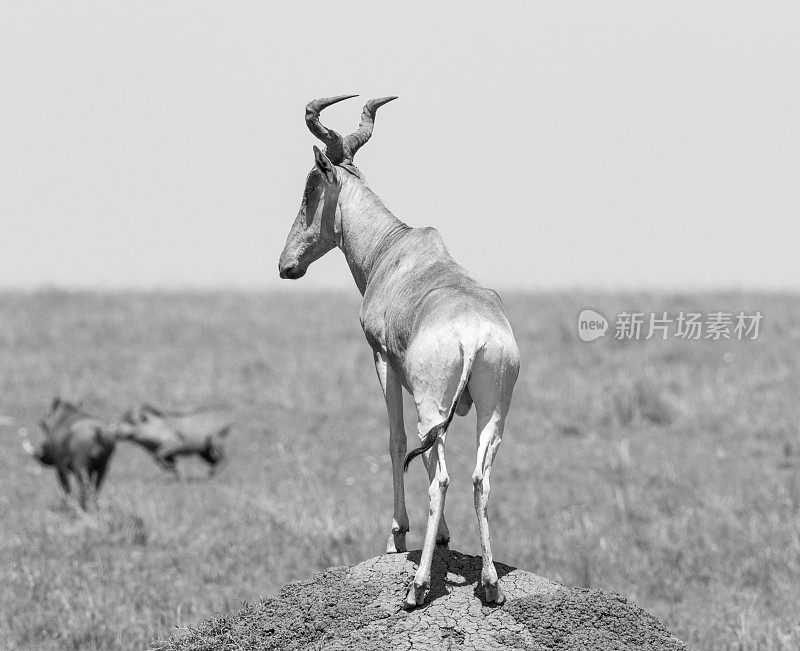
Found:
[157,547,687,651]
[404,547,515,606]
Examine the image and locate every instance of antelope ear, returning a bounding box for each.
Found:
[313,146,336,184]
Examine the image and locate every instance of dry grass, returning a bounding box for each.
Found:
[0,290,799,650]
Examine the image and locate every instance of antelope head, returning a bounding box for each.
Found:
[278,94,397,280]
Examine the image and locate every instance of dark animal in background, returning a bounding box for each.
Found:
[120,404,231,478]
[22,398,124,510]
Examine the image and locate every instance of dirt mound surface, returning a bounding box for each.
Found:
[160,547,687,650]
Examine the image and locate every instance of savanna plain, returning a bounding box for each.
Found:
[1,291,799,650]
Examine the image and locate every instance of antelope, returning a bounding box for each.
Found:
[22,398,125,510]
[278,95,520,609]
[120,404,231,478]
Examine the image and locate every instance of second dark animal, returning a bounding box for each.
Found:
[121,404,231,478]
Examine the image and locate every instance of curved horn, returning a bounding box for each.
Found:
[305,95,358,163]
[344,96,398,160]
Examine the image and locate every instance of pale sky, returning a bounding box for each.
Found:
[1,2,798,291]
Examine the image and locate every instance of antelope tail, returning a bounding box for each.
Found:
[403,346,476,471]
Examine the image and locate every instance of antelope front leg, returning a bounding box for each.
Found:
[374,351,409,553]
[405,435,449,609]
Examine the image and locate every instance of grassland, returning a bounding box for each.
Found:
[0,290,799,650]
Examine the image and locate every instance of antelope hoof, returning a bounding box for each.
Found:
[403,581,428,610]
[484,581,505,605]
[386,532,407,554]
[435,535,450,548]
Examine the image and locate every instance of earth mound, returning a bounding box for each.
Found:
[160,547,687,650]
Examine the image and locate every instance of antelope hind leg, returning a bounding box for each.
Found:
[472,412,508,605]
[405,435,449,609]
[422,448,450,546]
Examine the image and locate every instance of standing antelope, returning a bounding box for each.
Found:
[278,95,520,609]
